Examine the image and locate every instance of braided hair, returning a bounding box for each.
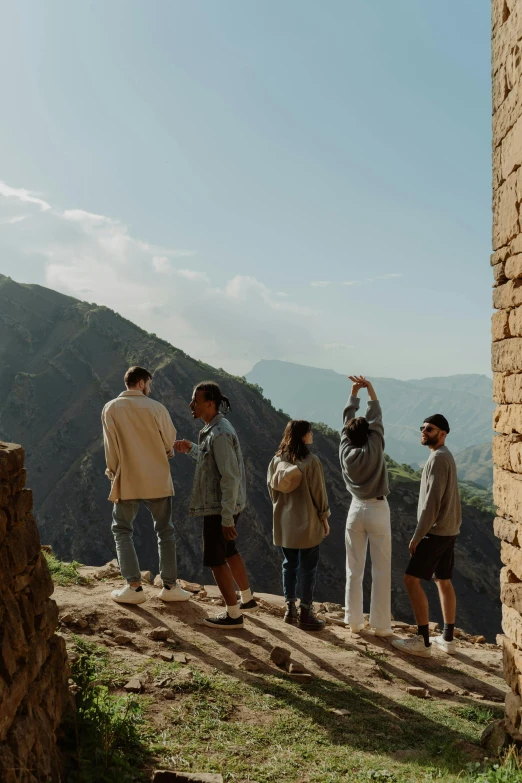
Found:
[193,381,231,415]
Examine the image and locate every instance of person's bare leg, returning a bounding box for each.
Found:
[225,552,250,592]
[404,574,429,625]
[210,563,238,606]
[434,578,456,624]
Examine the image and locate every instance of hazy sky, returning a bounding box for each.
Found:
[0,1,492,378]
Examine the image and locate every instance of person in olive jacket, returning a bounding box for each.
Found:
[268,420,330,631]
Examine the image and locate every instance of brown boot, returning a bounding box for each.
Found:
[284,601,298,625]
[298,605,325,631]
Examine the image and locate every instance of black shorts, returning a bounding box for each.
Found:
[203,514,240,567]
[405,534,457,581]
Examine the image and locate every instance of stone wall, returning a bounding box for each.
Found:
[492,0,522,740]
[0,442,69,782]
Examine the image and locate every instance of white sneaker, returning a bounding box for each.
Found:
[159,584,191,602]
[348,623,365,634]
[111,585,147,604]
[374,627,395,637]
[392,635,431,658]
[432,634,457,655]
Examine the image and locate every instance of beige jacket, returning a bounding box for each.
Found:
[101,390,177,502]
[267,453,331,549]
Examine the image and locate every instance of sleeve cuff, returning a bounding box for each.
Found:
[221,518,235,527]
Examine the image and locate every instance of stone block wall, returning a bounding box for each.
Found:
[492,0,522,740]
[0,442,69,782]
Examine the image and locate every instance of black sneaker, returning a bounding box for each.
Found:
[203,611,244,629]
[239,598,258,612]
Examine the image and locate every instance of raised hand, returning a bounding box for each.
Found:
[173,439,192,454]
[348,375,368,396]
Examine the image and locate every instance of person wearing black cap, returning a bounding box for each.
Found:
[392,414,461,659]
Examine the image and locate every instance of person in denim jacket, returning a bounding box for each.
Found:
[174,381,256,629]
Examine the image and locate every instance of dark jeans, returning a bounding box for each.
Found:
[281,545,321,609]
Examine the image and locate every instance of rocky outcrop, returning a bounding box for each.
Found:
[492,0,522,741]
[0,441,69,782]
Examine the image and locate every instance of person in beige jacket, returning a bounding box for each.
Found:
[267,420,330,631]
[101,365,190,605]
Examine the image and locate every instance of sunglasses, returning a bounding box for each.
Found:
[420,425,437,433]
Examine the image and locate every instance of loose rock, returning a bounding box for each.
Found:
[113,634,133,645]
[286,661,305,674]
[116,617,139,632]
[141,570,153,584]
[146,627,175,641]
[124,678,142,693]
[239,658,263,672]
[152,770,224,782]
[406,687,429,699]
[288,673,313,683]
[481,719,510,754]
[331,708,350,716]
[270,646,291,667]
[159,652,174,662]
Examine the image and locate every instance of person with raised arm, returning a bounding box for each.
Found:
[173,381,256,630]
[339,375,393,637]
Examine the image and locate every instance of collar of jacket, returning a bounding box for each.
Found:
[118,390,146,397]
[200,412,224,434]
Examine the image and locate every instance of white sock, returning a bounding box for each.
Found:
[227,604,241,619]
[240,588,253,603]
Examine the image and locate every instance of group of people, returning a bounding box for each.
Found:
[102,366,462,656]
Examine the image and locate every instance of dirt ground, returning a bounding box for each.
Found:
[55,569,507,717]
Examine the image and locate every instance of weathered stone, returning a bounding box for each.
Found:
[287,661,306,674]
[502,604,522,647]
[505,373,522,402]
[113,634,133,645]
[502,114,522,181]
[492,338,522,372]
[494,279,522,310]
[270,646,291,667]
[492,309,511,341]
[159,652,174,662]
[506,254,522,280]
[501,566,521,584]
[146,627,175,642]
[287,673,313,683]
[495,516,521,544]
[494,372,507,403]
[502,636,522,693]
[406,687,430,699]
[124,678,143,693]
[493,435,513,469]
[491,245,511,266]
[239,658,262,672]
[501,541,522,580]
[495,467,522,521]
[481,719,510,754]
[493,172,519,250]
[506,689,522,728]
[331,708,350,716]
[511,441,522,473]
[494,404,522,434]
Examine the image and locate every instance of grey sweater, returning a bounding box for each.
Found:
[413,445,461,544]
[339,396,389,500]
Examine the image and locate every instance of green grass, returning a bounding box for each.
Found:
[465,748,522,782]
[453,705,503,727]
[62,637,152,782]
[43,550,87,586]
[141,666,497,783]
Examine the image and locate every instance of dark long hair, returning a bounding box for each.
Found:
[344,416,369,447]
[276,420,311,463]
[194,381,231,415]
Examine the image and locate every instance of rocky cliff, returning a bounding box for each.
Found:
[0,275,501,638]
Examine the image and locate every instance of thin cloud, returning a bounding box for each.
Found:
[1,215,28,225]
[310,281,331,288]
[0,182,51,211]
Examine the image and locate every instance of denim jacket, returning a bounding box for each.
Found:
[188,413,247,525]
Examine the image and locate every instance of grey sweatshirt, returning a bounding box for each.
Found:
[413,445,461,544]
[339,396,389,500]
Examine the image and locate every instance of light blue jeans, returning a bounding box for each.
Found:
[111,497,178,585]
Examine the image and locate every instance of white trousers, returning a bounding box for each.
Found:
[345,497,391,629]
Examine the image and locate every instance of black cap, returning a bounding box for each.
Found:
[424,414,450,434]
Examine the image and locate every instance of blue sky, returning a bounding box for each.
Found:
[0,0,492,378]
